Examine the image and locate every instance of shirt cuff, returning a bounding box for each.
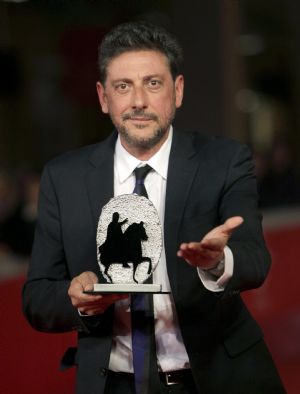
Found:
[197,246,234,292]
[78,309,89,317]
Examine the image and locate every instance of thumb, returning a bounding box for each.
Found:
[222,216,244,236]
[78,271,99,287]
[84,282,95,292]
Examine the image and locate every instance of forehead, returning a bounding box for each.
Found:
[106,50,171,80]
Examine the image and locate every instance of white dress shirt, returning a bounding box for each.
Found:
[108,127,234,373]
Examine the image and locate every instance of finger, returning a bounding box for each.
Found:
[68,285,102,308]
[83,282,96,292]
[200,238,225,252]
[178,242,202,252]
[78,271,99,287]
[69,271,99,294]
[179,242,206,254]
[73,294,103,308]
[78,294,128,314]
[177,242,203,259]
[178,240,223,265]
[78,293,128,308]
[177,250,183,257]
[69,279,100,297]
[222,216,244,236]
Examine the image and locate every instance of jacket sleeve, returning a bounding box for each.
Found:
[219,143,271,296]
[22,165,96,333]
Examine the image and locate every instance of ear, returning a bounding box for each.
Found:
[174,75,184,108]
[96,82,109,114]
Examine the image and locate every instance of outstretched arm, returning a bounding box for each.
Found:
[177,216,243,270]
[176,142,271,295]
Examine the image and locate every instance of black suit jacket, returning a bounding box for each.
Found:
[23,130,284,393]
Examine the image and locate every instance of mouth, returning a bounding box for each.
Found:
[122,112,157,123]
[129,117,153,122]
[127,118,153,129]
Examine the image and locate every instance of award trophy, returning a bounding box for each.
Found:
[91,194,163,294]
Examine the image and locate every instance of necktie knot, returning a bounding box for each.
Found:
[134,164,152,182]
[133,165,152,197]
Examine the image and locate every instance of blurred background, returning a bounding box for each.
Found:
[0,1,299,393]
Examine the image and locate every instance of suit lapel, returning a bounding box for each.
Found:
[164,131,206,293]
[85,133,117,230]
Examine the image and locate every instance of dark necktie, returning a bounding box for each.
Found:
[131,165,160,394]
[133,165,152,197]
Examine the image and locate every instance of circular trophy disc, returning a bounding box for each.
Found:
[96,194,162,284]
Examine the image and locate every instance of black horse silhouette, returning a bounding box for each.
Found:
[99,219,151,283]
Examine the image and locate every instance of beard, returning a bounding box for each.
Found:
[117,124,168,150]
[112,107,176,151]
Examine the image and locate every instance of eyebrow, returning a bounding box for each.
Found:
[111,78,132,85]
[111,74,163,85]
[143,74,162,81]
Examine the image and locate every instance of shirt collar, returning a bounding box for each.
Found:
[115,126,173,184]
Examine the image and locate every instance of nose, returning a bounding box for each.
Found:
[131,86,148,109]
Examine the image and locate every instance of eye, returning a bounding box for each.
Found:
[147,79,162,90]
[115,82,130,93]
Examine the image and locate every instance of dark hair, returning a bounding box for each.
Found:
[98,21,183,84]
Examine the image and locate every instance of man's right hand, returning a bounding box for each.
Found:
[68,271,128,316]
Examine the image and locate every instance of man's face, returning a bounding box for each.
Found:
[96,50,184,157]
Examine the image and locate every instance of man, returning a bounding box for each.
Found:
[23,21,285,394]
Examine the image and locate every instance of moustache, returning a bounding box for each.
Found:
[122,111,158,122]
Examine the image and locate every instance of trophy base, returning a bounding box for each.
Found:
[85,283,168,294]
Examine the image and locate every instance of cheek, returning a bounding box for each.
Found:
[107,99,127,118]
[154,96,176,120]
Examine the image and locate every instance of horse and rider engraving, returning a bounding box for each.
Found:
[99,212,152,283]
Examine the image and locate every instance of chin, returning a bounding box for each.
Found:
[117,123,169,150]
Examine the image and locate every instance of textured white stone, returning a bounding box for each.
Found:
[96,194,162,284]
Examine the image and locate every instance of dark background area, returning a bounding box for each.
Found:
[0,1,299,393]
[1,0,300,206]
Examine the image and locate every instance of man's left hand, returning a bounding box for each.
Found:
[177,216,243,270]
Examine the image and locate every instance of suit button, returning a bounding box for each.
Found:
[100,368,107,376]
